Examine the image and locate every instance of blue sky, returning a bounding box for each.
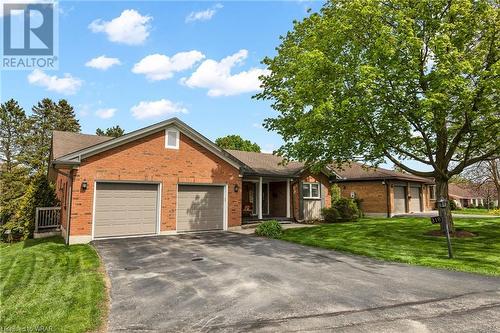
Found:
[2,0,325,154]
[1,0,431,171]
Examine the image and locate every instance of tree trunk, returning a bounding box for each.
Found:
[434,178,454,233]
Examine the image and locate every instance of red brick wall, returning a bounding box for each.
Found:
[338,181,389,215]
[338,180,432,216]
[62,130,241,236]
[52,169,70,231]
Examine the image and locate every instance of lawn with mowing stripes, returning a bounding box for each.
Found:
[279,217,500,276]
[0,237,106,332]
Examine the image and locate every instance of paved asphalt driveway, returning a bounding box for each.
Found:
[93,233,500,332]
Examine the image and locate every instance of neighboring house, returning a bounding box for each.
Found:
[49,118,332,244]
[330,163,435,217]
[448,183,497,208]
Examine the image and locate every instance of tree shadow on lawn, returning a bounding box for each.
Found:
[276,217,500,275]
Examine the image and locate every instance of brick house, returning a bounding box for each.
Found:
[448,183,498,208]
[330,163,435,217]
[49,118,332,244]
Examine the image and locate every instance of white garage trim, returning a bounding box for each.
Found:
[91,180,162,240]
[176,183,228,232]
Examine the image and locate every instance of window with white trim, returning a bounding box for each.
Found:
[165,128,179,149]
[302,182,320,199]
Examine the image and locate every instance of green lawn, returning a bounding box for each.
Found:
[453,208,500,216]
[0,237,107,333]
[280,217,500,276]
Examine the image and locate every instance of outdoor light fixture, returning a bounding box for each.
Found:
[234,184,239,193]
[81,180,88,191]
[437,198,448,209]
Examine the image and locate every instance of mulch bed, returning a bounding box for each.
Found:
[425,229,477,238]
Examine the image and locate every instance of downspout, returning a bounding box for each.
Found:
[65,169,74,245]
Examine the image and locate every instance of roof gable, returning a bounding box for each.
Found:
[52,118,243,170]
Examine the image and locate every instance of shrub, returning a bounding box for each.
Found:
[330,184,341,203]
[449,200,460,211]
[15,172,58,240]
[0,221,24,243]
[322,198,360,223]
[489,208,500,216]
[255,220,283,238]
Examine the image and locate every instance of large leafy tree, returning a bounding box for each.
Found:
[255,0,499,230]
[215,135,261,152]
[22,98,81,172]
[96,125,125,138]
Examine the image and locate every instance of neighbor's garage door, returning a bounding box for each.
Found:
[94,182,158,238]
[409,187,422,212]
[177,185,224,232]
[393,186,406,214]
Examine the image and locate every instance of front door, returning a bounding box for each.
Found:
[262,183,269,215]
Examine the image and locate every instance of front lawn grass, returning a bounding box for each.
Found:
[454,208,500,216]
[280,217,500,276]
[0,237,107,332]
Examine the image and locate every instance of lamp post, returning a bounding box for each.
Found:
[436,198,453,259]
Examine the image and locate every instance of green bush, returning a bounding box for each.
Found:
[0,221,25,243]
[255,220,283,238]
[322,198,360,223]
[15,172,58,240]
[450,200,460,211]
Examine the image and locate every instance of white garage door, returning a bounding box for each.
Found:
[94,182,159,238]
[409,187,422,212]
[393,186,406,214]
[177,185,225,232]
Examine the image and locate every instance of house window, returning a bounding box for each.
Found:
[302,182,320,199]
[165,128,179,149]
[429,185,436,200]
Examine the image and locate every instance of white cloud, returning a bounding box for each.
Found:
[185,3,223,23]
[181,49,270,97]
[252,123,263,129]
[131,99,188,119]
[89,9,152,45]
[132,51,205,81]
[27,69,83,95]
[85,55,121,70]
[95,108,117,119]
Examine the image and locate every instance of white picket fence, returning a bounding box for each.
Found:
[35,207,61,233]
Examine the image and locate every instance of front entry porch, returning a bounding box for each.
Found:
[241,177,292,224]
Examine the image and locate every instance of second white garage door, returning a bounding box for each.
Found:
[177,185,225,232]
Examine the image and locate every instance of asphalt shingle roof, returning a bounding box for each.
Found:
[225,150,304,177]
[51,130,433,184]
[331,162,432,183]
[52,131,113,160]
